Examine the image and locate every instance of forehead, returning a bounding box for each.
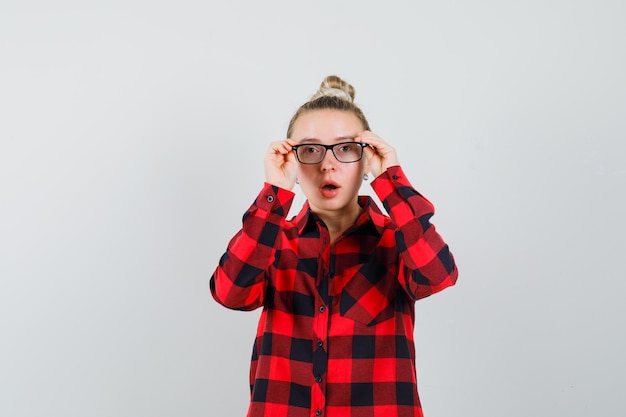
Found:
[291,109,364,143]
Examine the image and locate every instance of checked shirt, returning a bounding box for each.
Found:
[211,166,458,417]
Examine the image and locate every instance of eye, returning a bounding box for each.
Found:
[304,145,321,154]
[337,143,357,153]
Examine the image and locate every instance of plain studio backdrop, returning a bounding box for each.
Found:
[1,1,624,416]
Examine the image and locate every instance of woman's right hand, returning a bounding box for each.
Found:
[264,139,299,190]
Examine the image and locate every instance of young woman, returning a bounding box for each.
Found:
[211,76,458,417]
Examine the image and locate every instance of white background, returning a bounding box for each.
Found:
[1,1,625,416]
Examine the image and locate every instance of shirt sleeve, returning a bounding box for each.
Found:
[210,183,295,310]
[371,165,458,300]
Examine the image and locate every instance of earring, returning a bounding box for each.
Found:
[295,178,299,184]
[363,173,369,181]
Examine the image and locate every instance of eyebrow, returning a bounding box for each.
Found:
[299,136,356,144]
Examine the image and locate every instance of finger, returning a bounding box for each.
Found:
[281,145,298,167]
[362,144,378,162]
[269,140,292,155]
[281,139,301,154]
[276,143,291,154]
[356,132,385,150]
[269,141,281,153]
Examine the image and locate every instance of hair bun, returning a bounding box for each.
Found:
[309,75,355,102]
[286,75,370,137]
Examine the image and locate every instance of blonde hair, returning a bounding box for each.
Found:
[286,75,370,138]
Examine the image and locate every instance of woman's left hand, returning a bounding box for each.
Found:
[355,131,400,178]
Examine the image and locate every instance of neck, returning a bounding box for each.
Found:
[314,200,362,243]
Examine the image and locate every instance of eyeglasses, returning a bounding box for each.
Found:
[292,142,368,164]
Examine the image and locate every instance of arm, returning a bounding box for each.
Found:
[355,131,457,300]
[210,183,294,310]
[372,166,458,300]
[211,139,298,310]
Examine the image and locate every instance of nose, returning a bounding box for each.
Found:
[320,148,337,171]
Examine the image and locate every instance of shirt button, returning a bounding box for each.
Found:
[266,195,274,203]
[319,306,326,313]
[316,376,322,383]
[315,409,322,416]
[317,339,323,347]
[392,175,399,180]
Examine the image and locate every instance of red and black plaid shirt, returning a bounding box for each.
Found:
[211,166,458,417]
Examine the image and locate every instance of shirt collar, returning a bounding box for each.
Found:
[294,196,387,236]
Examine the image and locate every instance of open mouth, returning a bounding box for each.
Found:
[320,181,340,197]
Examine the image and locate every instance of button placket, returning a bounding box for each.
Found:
[311,219,331,417]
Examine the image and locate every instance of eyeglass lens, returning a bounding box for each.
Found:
[295,143,364,164]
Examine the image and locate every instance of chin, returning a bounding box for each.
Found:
[316,197,352,212]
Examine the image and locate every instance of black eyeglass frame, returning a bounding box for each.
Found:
[291,142,368,165]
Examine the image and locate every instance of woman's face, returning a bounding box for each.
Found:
[291,109,369,217]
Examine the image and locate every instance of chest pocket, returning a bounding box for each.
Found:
[338,259,399,326]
